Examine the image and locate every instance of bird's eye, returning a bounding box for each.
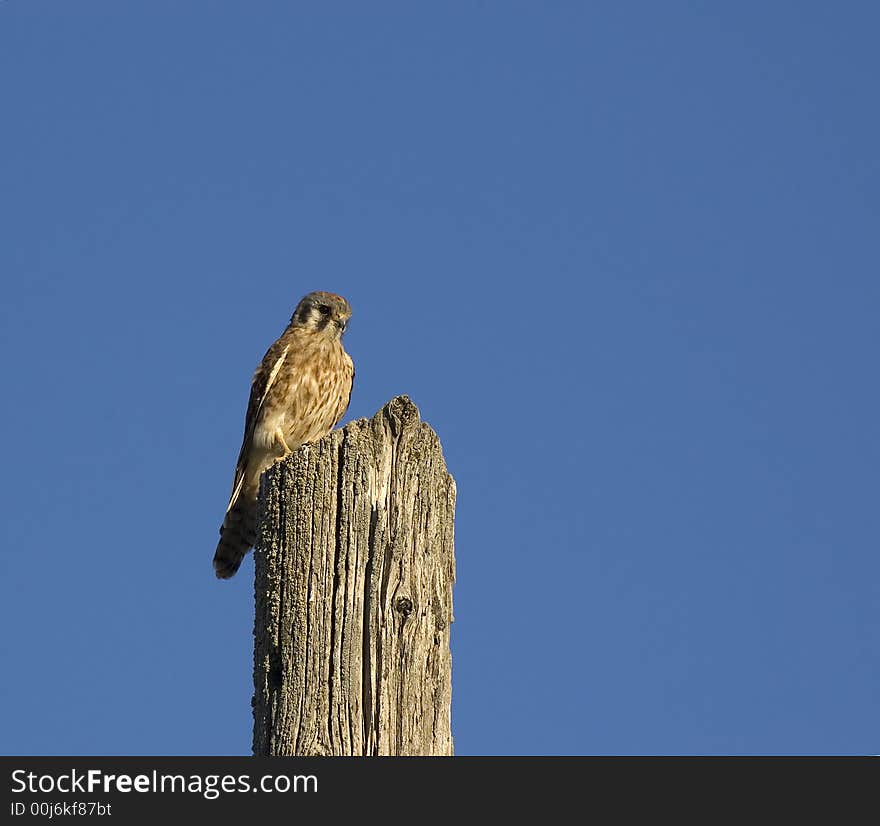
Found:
[318,304,331,315]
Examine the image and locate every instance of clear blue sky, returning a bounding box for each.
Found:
[1,2,877,756]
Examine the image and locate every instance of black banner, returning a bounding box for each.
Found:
[0,757,875,820]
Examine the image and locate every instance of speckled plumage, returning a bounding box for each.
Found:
[214,291,354,579]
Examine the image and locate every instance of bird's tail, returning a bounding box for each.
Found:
[213,500,256,579]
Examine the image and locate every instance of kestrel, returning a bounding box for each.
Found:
[213,291,354,579]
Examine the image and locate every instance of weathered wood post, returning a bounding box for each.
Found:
[252,395,456,756]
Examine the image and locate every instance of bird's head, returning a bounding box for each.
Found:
[291,291,352,339]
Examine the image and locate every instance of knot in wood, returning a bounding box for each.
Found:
[395,596,414,618]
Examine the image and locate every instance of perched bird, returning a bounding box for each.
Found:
[213,291,354,579]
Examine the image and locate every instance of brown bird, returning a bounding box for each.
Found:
[213,291,354,579]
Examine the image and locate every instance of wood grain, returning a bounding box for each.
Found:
[253,396,456,756]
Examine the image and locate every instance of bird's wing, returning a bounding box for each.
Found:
[225,336,291,514]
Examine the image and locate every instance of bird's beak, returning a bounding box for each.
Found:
[335,317,348,332]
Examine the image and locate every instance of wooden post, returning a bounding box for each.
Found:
[252,395,456,756]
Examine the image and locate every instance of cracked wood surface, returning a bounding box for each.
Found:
[252,396,456,756]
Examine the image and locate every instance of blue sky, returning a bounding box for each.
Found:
[1,2,877,755]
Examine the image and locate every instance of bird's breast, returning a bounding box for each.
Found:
[254,339,352,453]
